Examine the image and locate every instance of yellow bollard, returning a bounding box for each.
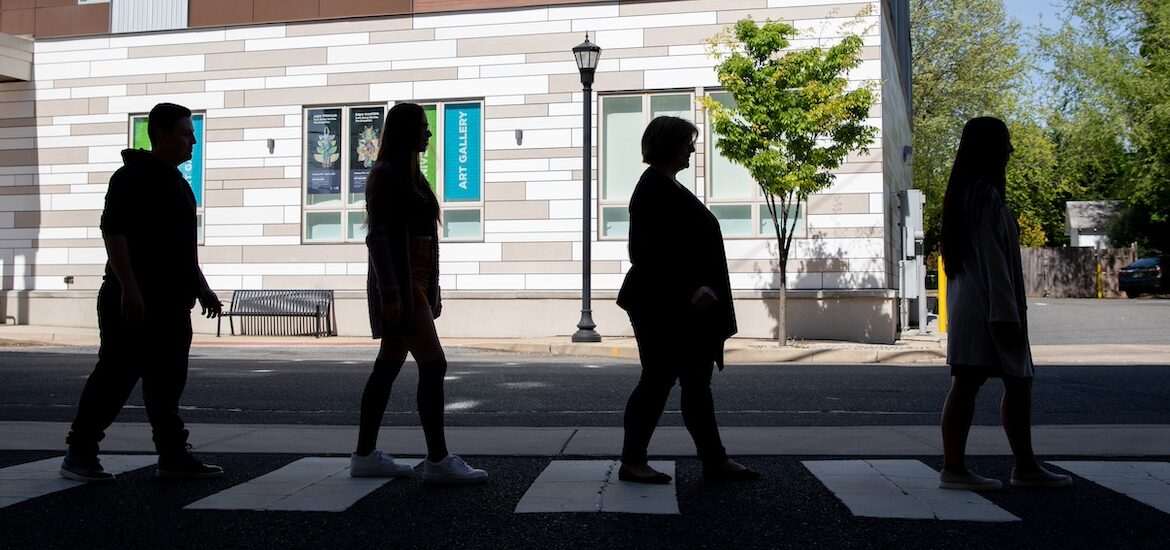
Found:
[1097,261,1103,299]
[938,256,948,333]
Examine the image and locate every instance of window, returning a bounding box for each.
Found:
[303,105,385,242]
[130,112,206,243]
[420,101,485,241]
[706,91,806,239]
[599,92,695,238]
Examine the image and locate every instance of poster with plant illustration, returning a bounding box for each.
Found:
[349,106,384,197]
[306,108,342,196]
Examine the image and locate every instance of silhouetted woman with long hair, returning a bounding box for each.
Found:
[938,116,1070,490]
[350,102,486,484]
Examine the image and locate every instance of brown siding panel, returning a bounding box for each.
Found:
[34,4,108,37]
[319,0,409,18]
[414,0,596,13]
[189,0,255,28]
[253,0,318,23]
[0,8,34,36]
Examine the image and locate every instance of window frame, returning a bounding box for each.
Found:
[417,99,487,243]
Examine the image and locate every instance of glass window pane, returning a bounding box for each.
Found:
[708,92,755,200]
[602,206,630,238]
[709,205,752,236]
[650,94,694,189]
[602,96,643,201]
[443,209,481,239]
[443,103,483,202]
[759,204,805,238]
[348,211,367,240]
[306,108,344,207]
[196,212,203,244]
[349,106,383,206]
[306,211,342,241]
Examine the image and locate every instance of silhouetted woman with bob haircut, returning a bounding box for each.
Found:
[616,116,759,484]
[938,116,1071,490]
[351,102,487,484]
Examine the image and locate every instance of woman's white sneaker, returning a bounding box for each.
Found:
[350,450,414,478]
[422,454,488,484]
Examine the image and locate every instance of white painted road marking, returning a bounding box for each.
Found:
[1049,461,1170,513]
[803,459,1020,522]
[515,460,678,515]
[185,456,421,512]
[0,455,157,508]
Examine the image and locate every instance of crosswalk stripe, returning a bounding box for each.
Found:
[1048,461,1170,514]
[514,460,678,515]
[0,455,158,508]
[185,456,421,512]
[803,459,1020,522]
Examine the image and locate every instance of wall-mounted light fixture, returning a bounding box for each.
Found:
[515,129,523,146]
[267,138,276,154]
[63,275,74,285]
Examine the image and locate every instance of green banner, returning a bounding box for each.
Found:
[420,104,438,191]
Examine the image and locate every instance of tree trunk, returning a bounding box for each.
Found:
[777,263,788,346]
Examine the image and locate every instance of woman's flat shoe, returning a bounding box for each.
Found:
[703,465,761,482]
[939,470,1003,491]
[617,467,672,485]
[1010,467,1072,488]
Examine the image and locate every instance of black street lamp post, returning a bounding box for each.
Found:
[571,34,601,343]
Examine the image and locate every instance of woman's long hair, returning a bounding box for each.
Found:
[940,117,1012,278]
[366,102,439,226]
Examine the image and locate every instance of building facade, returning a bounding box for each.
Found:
[0,0,913,343]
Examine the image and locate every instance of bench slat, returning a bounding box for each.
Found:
[217,290,335,338]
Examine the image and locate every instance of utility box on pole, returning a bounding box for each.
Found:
[899,189,927,333]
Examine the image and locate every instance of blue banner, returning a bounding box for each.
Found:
[443,103,481,202]
[178,114,204,206]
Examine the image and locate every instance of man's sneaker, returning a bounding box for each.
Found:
[350,450,414,478]
[1010,466,1073,488]
[421,454,488,485]
[59,451,114,482]
[939,469,1002,491]
[156,445,224,479]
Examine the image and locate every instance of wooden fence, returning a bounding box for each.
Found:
[1020,247,1138,298]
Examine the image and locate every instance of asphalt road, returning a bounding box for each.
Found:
[1021,297,1170,345]
[2,348,1168,428]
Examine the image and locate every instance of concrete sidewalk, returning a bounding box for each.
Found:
[3,323,1170,364]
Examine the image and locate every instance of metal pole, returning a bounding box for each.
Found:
[573,83,600,342]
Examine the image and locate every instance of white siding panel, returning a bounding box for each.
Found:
[225,26,286,41]
[595,29,644,49]
[455,274,526,290]
[479,61,578,78]
[243,188,300,207]
[547,200,579,219]
[204,224,264,237]
[393,54,526,70]
[525,181,581,200]
[71,85,129,99]
[36,49,128,64]
[619,55,713,71]
[48,193,105,211]
[572,12,717,32]
[286,61,391,76]
[485,129,569,150]
[108,92,224,114]
[246,33,368,52]
[91,56,204,77]
[34,62,90,80]
[206,206,286,225]
[551,4,620,19]
[369,82,414,101]
[415,75,548,99]
[415,8,549,28]
[806,213,884,229]
[34,38,111,53]
[486,219,580,233]
[435,21,571,40]
[203,236,301,246]
[644,67,719,88]
[329,41,457,64]
[438,243,502,262]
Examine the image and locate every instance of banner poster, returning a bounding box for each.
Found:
[130,114,205,207]
[349,106,384,196]
[307,108,343,196]
[442,103,482,202]
[420,104,438,191]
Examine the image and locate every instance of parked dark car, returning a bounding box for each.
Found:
[1119,257,1168,298]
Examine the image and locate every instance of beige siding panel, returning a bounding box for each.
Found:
[0,149,35,165]
[369,28,436,43]
[89,171,115,184]
[205,48,328,71]
[31,239,103,248]
[836,162,882,174]
[205,188,243,207]
[485,200,548,220]
[551,71,643,94]
[17,210,100,227]
[168,67,285,82]
[621,0,766,16]
[480,260,621,274]
[457,33,579,56]
[485,181,525,201]
[125,84,147,95]
[525,46,669,63]
[52,74,161,88]
[224,90,245,108]
[198,245,243,263]
[0,185,41,195]
[0,101,33,118]
[808,227,882,239]
[70,122,127,136]
[88,97,108,114]
[37,264,106,276]
[206,129,244,141]
[644,25,726,47]
[205,167,286,180]
[244,84,368,107]
[263,224,302,236]
[808,193,871,215]
[0,117,38,128]
[220,178,301,190]
[264,274,365,289]
[486,147,578,160]
[288,17,412,36]
[147,81,207,94]
[243,244,366,262]
[0,89,38,102]
[523,93,573,104]
[328,66,457,86]
[716,3,874,24]
[129,41,245,59]
[206,115,288,130]
[501,241,572,261]
[35,147,89,164]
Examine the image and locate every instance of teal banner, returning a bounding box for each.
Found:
[443,102,481,202]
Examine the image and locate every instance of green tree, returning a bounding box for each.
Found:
[911,0,1029,252]
[701,17,877,344]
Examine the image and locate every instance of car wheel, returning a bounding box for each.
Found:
[1125,290,1140,299]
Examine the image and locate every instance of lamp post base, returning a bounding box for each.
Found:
[572,311,602,342]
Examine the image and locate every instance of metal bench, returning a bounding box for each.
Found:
[216,289,336,338]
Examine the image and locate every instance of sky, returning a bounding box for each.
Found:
[1004,1,1065,30]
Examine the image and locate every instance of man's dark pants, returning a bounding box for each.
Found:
[66,285,193,457]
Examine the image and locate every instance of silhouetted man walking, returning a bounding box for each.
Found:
[61,102,224,482]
